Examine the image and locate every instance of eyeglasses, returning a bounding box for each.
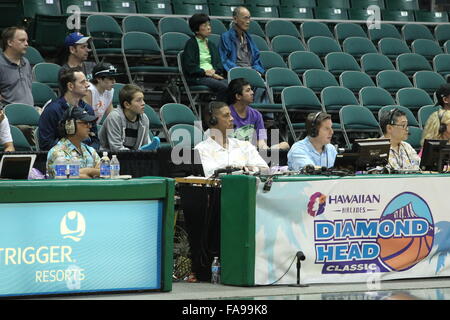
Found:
[76,121,92,126]
[391,123,408,129]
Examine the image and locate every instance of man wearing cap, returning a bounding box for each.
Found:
[38,67,100,151]
[59,32,96,81]
[0,26,33,107]
[46,107,101,179]
[84,63,117,124]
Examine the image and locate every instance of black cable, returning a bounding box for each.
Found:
[257,253,298,287]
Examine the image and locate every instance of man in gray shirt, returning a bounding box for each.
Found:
[0,27,33,107]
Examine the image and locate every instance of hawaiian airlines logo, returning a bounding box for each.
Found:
[60,211,86,242]
[307,192,327,217]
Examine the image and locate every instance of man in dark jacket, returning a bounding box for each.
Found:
[38,67,99,151]
[181,13,228,101]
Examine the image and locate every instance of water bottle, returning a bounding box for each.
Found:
[110,155,120,179]
[100,152,111,179]
[211,257,221,284]
[54,152,67,179]
[69,151,80,179]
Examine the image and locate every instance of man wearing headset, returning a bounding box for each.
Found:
[287,112,337,171]
[380,108,420,171]
[46,107,101,179]
[194,101,269,177]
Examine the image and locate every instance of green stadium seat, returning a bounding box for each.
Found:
[281,86,324,141]
[265,20,301,41]
[339,70,375,94]
[418,104,440,128]
[444,40,450,54]
[122,15,159,38]
[321,86,359,113]
[307,36,342,59]
[434,24,450,45]
[411,39,443,61]
[433,53,450,79]
[159,16,193,36]
[288,51,325,77]
[159,103,198,142]
[376,70,413,94]
[385,0,419,11]
[4,103,40,127]
[247,5,279,18]
[280,0,315,7]
[414,10,448,23]
[382,9,415,22]
[360,53,395,77]
[396,53,433,77]
[265,67,302,103]
[334,23,368,43]
[368,23,402,43]
[24,46,45,66]
[260,51,287,71]
[9,125,33,151]
[250,35,270,51]
[210,19,227,35]
[99,0,137,14]
[342,36,378,60]
[279,6,314,19]
[396,87,434,112]
[207,34,220,48]
[32,62,61,90]
[172,0,209,15]
[86,14,123,63]
[136,0,173,15]
[378,38,411,61]
[350,0,384,9]
[325,52,360,76]
[300,21,334,42]
[315,7,349,20]
[161,32,190,66]
[402,24,435,44]
[271,35,306,59]
[340,104,382,148]
[112,83,125,108]
[61,0,99,12]
[31,82,57,108]
[209,3,240,16]
[413,71,446,95]
[347,8,378,21]
[317,0,349,8]
[359,86,396,112]
[167,124,204,148]
[303,69,339,93]
[248,20,266,38]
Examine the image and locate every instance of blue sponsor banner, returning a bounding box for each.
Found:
[0,200,162,296]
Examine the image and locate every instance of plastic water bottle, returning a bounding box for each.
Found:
[110,155,120,179]
[100,152,111,179]
[69,151,80,179]
[54,152,67,179]
[211,257,221,284]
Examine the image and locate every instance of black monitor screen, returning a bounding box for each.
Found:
[420,139,450,172]
[334,139,390,171]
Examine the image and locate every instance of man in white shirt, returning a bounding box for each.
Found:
[195,101,269,177]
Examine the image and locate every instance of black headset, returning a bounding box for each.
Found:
[309,111,322,138]
[439,110,447,134]
[57,105,76,137]
[387,107,398,126]
[208,102,218,126]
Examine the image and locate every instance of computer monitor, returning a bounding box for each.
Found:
[334,139,390,171]
[420,139,450,172]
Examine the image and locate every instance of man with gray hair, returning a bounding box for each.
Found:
[219,6,264,75]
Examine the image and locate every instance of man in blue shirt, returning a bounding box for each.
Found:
[288,112,337,170]
[38,67,99,151]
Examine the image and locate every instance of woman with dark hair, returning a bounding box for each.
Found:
[181,13,228,101]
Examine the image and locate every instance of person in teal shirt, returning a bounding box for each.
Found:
[181,13,227,101]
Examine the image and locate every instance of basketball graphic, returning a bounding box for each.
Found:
[307,192,327,217]
[377,192,434,272]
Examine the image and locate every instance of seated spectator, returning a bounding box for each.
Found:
[0,110,14,152]
[379,108,420,171]
[83,63,117,124]
[0,26,33,107]
[99,84,159,151]
[46,106,100,179]
[38,67,100,151]
[58,32,95,81]
[421,109,450,147]
[195,101,269,177]
[287,112,337,170]
[182,13,227,101]
[226,78,289,150]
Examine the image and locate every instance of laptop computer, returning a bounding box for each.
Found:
[0,154,36,179]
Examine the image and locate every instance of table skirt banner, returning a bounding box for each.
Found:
[255,176,450,285]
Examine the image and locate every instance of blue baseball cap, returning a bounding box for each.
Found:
[64,32,91,47]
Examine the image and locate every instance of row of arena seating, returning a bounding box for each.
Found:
[0,0,441,20]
